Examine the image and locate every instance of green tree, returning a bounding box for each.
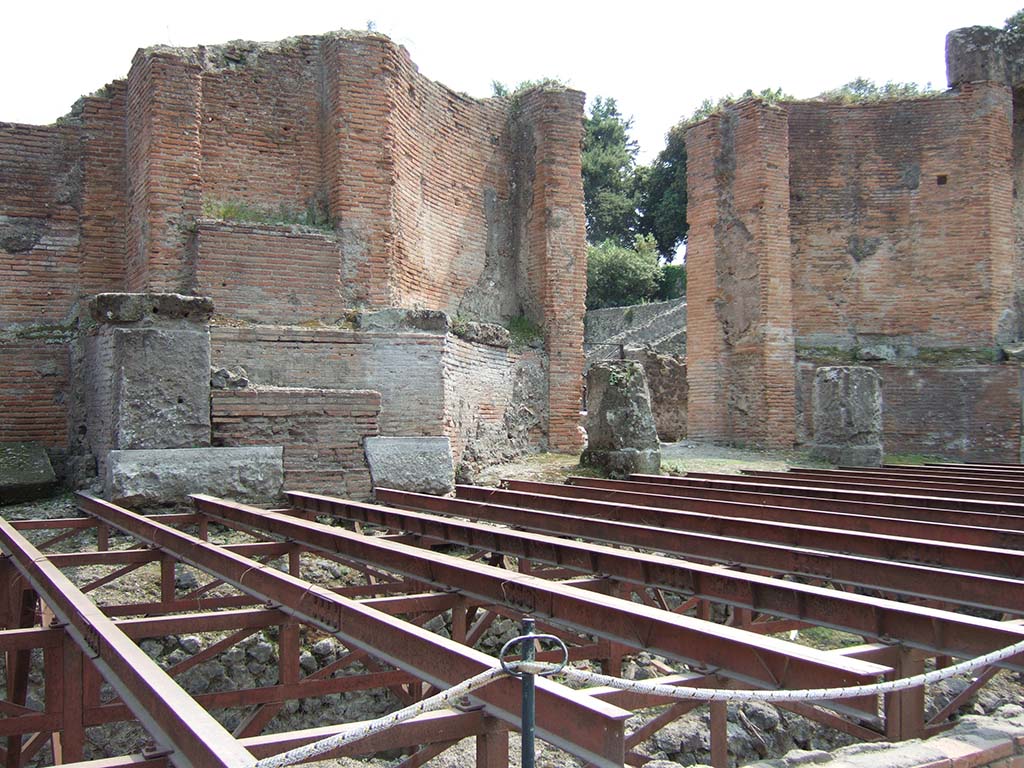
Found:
[582,97,642,246]
[815,77,934,103]
[586,234,662,309]
[639,122,688,259]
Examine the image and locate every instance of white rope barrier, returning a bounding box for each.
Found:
[252,667,506,768]
[521,636,1024,703]
[253,637,1024,768]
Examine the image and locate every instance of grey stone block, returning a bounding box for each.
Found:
[106,447,283,506]
[0,442,58,504]
[356,308,449,334]
[89,292,213,326]
[582,361,661,477]
[365,436,454,496]
[946,26,1006,87]
[810,366,883,467]
[108,328,212,449]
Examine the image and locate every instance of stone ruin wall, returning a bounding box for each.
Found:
[0,31,587,487]
[685,28,1024,461]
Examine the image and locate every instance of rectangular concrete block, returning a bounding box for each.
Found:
[365,436,454,496]
[0,442,57,504]
[106,447,283,506]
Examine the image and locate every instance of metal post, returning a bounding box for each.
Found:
[520,617,536,768]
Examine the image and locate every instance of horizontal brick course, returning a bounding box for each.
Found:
[212,387,380,498]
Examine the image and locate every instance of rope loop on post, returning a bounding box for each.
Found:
[498,631,569,679]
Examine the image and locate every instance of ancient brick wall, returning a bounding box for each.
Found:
[199,39,325,219]
[0,30,589,474]
[212,388,380,499]
[193,222,347,323]
[0,123,82,451]
[388,49,516,318]
[0,124,82,325]
[795,360,1020,461]
[0,341,70,447]
[321,35,395,308]
[686,81,1020,459]
[685,101,796,448]
[788,84,1014,350]
[442,337,547,469]
[211,327,446,438]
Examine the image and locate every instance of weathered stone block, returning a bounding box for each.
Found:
[106,447,283,506]
[90,292,213,325]
[810,366,883,467]
[107,328,212,449]
[625,349,687,442]
[83,293,213,479]
[356,308,449,334]
[0,442,58,504]
[946,26,1007,87]
[365,436,454,495]
[582,361,661,477]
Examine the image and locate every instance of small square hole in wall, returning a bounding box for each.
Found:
[937,175,948,185]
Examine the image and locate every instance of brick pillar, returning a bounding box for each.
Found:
[124,49,203,293]
[685,100,796,447]
[960,82,1014,343]
[321,34,396,307]
[516,89,588,452]
[79,83,128,294]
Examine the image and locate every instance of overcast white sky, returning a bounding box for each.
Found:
[3,1,1023,161]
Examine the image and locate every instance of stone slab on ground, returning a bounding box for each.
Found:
[106,447,283,506]
[0,442,58,504]
[365,436,455,496]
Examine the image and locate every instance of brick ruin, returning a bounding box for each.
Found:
[12,21,1024,494]
[684,25,1024,461]
[0,31,587,494]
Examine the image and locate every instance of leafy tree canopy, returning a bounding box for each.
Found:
[586,234,662,309]
[814,77,935,103]
[639,122,687,258]
[490,78,567,98]
[582,97,642,246]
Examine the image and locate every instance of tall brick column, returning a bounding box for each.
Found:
[124,49,203,293]
[685,100,796,447]
[321,35,396,307]
[517,89,588,452]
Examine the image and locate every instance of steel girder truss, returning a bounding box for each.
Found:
[1,462,1023,768]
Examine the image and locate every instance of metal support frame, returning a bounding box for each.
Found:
[1,460,1022,768]
[377,488,1024,614]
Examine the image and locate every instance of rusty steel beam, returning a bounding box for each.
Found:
[240,709,504,760]
[74,493,629,768]
[628,473,1024,516]
[722,471,1024,502]
[777,467,1024,490]
[562,476,1024,531]
[498,480,1024,550]
[927,462,1024,472]
[288,490,1024,667]
[885,464,1024,479]
[377,488,1024,614]
[189,493,890,703]
[0,519,255,768]
[453,486,1024,579]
